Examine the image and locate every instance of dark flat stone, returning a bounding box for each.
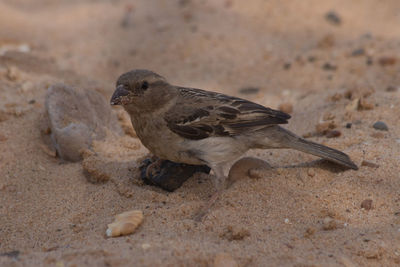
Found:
[373,121,388,131]
[325,11,342,25]
[140,158,210,192]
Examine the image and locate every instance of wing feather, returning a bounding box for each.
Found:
[164,87,290,140]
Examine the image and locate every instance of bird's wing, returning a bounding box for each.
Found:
[164,87,291,140]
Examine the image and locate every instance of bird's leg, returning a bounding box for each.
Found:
[193,164,225,222]
[145,156,163,178]
[212,164,227,191]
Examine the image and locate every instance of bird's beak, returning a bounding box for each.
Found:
[110,85,130,105]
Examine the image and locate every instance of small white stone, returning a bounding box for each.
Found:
[284,218,290,224]
[18,44,30,53]
[141,243,151,250]
[21,81,34,92]
[106,228,112,237]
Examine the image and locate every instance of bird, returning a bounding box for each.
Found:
[110,69,358,220]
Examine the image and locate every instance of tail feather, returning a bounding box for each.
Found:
[288,137,358,170]
[257,126,358,170]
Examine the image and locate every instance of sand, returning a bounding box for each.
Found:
[1,0,400,266]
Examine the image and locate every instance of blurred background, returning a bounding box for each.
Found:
[1,0,400,99]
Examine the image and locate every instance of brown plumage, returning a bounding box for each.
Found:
[165,87,291,140]
[111,69,358,220]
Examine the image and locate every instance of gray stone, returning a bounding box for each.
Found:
[45,83,122,162]
[372,121,389,131]
[325,11,342,26]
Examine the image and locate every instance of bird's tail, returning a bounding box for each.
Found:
[255,126,358,170]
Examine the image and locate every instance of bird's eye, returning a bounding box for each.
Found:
[141,81,149,90]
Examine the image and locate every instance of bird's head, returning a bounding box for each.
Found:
[111,69,173,112]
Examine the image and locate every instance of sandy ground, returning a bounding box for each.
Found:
[1,0,400,266]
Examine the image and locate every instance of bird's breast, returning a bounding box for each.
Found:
[130,114,164,148]
[129,113,193,163]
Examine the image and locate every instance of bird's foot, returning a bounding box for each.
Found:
[193,190,221,222]
[145,157,163,178]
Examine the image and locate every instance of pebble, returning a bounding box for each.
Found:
[106,210,143,237]
[358,98,374,110]
[322,62,337,71]
[238,87,259,95]
[345,98,366,111]
[278,102,293,114]
[326,130,341,138]
[323,112,335,121]
[378,56,396,66]
[322,217,337,231]
[361,160,379,168]
[307,169,315,177]
[317,34,335,49]
[372,121,388,131]
[325,11,342,25]
[344,89,354,99]
[283,62,291,70]
[361,199,373,210]
[220,225,250,241]
[228,157,271,185]
[386,86,398,92]
[6,66,21,81]
[304,227,316,238]
[307,56,316,62]
[213,253,238,267]
[141,243,151,250]
[351,48,365,56]
[315,121,337,134]
[247,168,265,179]
[331,93,342,101]
[45,84,122,162]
